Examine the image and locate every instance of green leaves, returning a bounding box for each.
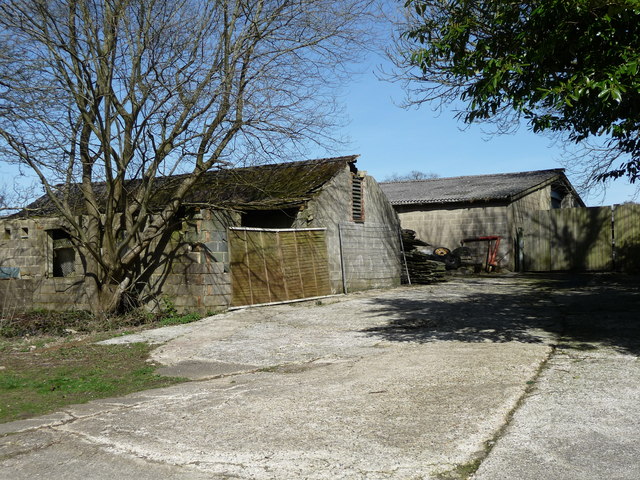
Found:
[400,0,640,183]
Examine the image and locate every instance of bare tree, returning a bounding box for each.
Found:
[0,180,39,215]
[383,170,439,182]
[0,0,378,314]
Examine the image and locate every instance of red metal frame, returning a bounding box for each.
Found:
[461,236,502,272]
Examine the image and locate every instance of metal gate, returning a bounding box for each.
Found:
[229,227,331,306]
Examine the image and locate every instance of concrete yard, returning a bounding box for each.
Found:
[1,274,639,479]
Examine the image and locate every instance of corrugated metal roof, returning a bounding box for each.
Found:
[380,169,569,205]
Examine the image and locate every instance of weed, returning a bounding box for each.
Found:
[160,297,178,317]
[256,365,280,373]
[0,307,204,339]
[159,312,202,326]
[0,340,186,423]
[435,457,483,480]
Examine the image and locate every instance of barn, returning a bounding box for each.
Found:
[380,169,584,271]
[0,156,402,313]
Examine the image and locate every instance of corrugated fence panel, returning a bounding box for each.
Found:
[524,207,613,272]
[579,207,613,271]
[615,203,640,272]
[523,210,551,271]
[229,228,331,306]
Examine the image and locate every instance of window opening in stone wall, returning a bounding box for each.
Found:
[49,229,76,277]
[3,228,10,240]
[352,174,364,222]
[21,227,29,238]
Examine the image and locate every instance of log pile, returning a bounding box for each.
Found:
[400,229,429,250]
[401,230,447,284]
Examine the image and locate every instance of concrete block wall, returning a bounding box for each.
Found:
[0,209,233,315]
[396,203,512,269]
[297,165,402,293]
[142,208,232,314]
[338,223,402,292]
[0,218,49,279]
[0,217,92,312]
[0,277,91,313]
[509,187,551,229]
[294,165,352,292]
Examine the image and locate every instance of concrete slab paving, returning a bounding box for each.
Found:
[2,275,638,479]
[1,341,548,479]
[472,275,640,480]
[472,348,640,480]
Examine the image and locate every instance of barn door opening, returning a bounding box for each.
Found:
[229,227,331,306]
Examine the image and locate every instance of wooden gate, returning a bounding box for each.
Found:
[523,207,613,271]
[229,227,331,306]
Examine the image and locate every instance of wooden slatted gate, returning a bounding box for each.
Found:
[229,227,331,306]
[523,204,640,272]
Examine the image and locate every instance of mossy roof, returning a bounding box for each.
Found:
[18,155,358,217]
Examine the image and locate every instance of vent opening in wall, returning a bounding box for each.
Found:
[551,190,564,209]
[352,174,364,223]
[48,229,76,277]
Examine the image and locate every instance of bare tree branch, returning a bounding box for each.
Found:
[0,0,379,313]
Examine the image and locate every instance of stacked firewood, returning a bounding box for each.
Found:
[401,230,447,284]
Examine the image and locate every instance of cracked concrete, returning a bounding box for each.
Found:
[473,347,640,480]
[2,274,639,479]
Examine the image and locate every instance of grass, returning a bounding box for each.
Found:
[0,309,209,424]
[0,338,188,423]
[0,308,208,338]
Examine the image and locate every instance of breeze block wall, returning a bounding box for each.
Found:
[296,166,402,293]
[140,208,234,314]
[395,202,512,269]
[0,209,234,315]
[0,217,91,312]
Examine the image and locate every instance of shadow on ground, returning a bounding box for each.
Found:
[361,274,640,355]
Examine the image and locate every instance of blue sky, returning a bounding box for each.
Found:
[2,56,638,208]
[318,58,639,207]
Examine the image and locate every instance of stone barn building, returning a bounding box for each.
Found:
[0,156,401,313]
[380,169,584,271]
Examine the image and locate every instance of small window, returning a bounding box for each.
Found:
[551,190,563,209]
[21,227,29,239]
[3,228,10,240]
[48,229,76,277]
[352,175,364,222]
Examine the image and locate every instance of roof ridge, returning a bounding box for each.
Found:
[219,155,359,173]
[379,168,564,185]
